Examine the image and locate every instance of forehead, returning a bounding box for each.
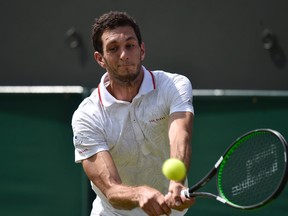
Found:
[101,26,137,45]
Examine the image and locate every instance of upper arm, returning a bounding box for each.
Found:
[82,151,122,196]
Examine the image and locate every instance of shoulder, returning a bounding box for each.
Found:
[151,70,192,89]
[72,89,102,124]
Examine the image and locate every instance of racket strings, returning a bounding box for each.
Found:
[218,132,286,207]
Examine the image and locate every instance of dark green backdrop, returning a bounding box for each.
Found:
[187,95,288,215]
[0,93,84,216]
[0,91,287,215]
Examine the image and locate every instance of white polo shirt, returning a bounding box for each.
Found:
[72,66,194,216]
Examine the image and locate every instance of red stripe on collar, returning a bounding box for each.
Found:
[98,70,156,106]
[98,84,103,106]
[149,70,156,89]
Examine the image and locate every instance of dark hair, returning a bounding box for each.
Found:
[91,11,142,54]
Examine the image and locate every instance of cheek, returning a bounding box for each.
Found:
[103,56,115,65]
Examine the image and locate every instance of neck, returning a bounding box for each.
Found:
[107,70,144,102]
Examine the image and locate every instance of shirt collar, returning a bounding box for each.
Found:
[98,66,156,107]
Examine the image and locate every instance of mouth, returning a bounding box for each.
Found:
[119,64,133,68]
[118,65,135,72]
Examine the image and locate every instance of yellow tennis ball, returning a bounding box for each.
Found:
[162,158,186,181]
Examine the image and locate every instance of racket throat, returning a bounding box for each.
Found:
[195,192,228,204]
[216,196,227,204]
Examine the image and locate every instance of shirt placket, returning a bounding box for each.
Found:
[130,100,152,156]
[129,102,144,141]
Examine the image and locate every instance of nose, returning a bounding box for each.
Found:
[120,48,129,61]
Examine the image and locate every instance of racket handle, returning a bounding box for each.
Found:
[181,188,190,198]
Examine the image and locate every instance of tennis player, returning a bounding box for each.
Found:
[72,11,195,215]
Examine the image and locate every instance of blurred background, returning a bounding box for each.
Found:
[0,0,287,215]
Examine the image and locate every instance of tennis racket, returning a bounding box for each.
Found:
[181,128,288,210]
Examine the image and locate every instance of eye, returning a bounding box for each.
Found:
[126,43,135,49]
[107,46,118,53]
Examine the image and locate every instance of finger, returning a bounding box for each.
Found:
[185,196,196,206]
[154,198,171,216]
[160,202,171,215]
[164,192,172,202]
[174,196,182,206]
[179,196,196,209]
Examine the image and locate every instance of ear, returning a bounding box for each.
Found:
[94,51,106,68]
[140,42,145,61]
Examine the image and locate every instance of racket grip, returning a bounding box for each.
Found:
[181,189,190,198]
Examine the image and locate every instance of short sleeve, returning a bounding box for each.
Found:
[71,101,109,163]
[167,74,194,115]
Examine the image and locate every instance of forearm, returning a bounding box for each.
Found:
[82,151,138,209]
[98,179,171,215]
[106,185,138,210]
[170,130,192,171]
[169,112,193,173]
[82,151,169,213]
[165,112,195,210]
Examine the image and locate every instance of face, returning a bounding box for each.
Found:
[94,26,145,85]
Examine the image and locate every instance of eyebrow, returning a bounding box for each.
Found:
[106,36,138,45]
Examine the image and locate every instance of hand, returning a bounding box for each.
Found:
[164,181,195,211]
[137,185,171,216]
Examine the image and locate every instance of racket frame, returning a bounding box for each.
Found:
[181,128,288,210]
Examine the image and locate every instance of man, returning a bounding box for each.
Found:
[72,11,195,215]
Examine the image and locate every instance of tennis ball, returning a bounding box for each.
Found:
[162,158,186,181]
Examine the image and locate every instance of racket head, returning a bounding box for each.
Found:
[217,129,288,209]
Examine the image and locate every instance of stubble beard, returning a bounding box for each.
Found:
[106,61,142,87]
